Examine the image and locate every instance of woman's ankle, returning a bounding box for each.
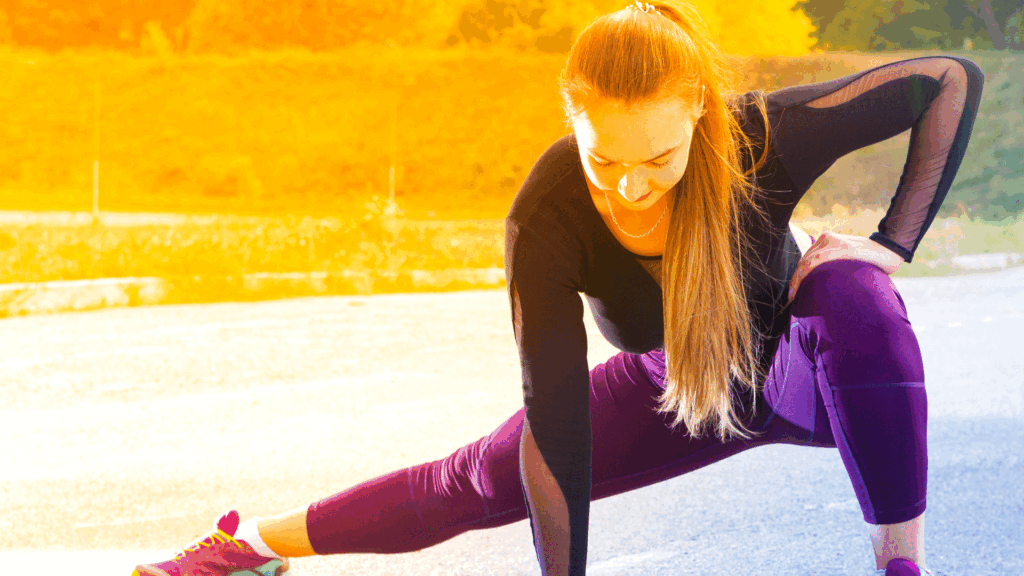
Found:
[235,517,282,559]
[256,506,317,558]
[869,514,926,570]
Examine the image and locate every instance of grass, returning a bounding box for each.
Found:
[0,197,506,308]
[1,199,1019,287]
[792,207,1024,277]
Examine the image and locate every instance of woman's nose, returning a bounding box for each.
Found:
[618,167,649,202]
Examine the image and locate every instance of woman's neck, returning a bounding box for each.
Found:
[584,171,670,258]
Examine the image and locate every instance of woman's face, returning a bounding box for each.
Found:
[572,95,702,212]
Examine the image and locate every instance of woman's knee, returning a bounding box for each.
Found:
[793,259,910,329]
[792,259,923,383]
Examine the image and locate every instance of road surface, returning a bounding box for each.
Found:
[1,268,1021,575]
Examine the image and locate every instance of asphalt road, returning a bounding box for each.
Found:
[1,268,1021,575]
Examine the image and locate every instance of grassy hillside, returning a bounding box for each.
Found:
[1,47,1017,221]
[0,46,568,220]
[0,47,1019,301]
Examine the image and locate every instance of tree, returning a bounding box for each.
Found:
[0,0,194,50]
[449,0,816,56]
[709,0,816,55]
[962,0,1023,49]
[800,0,1023,50]
[0,0,818,55]
[182,0,466,52]
[818,0,932,50]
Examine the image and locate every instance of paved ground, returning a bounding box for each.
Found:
[1,268,1021,575]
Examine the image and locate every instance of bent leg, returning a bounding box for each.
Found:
[791,259,928,525]
[788,259,928,567]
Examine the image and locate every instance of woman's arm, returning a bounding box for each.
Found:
[521,419,573,575]
[505,215,592,576]
[766,56,985,295]
[771,55,984,259]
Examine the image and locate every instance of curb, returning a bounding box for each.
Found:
[2,253,1019,318]
[0,268,506,318]
[943,252,1024,270]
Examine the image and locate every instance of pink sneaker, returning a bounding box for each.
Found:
[133,510,289,576]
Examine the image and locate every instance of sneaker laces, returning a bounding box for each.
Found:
[175,528,244,559]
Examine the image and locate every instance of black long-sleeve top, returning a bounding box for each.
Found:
[504,56,984,575]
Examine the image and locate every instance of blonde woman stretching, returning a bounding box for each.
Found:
[134,2,983,575]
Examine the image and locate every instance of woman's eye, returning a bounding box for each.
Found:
[592,157,669,168]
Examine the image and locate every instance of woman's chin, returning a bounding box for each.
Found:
[617,192,661,211]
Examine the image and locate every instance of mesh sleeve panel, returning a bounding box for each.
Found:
[767,56,984,261]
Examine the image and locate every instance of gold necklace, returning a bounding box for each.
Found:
[602,187,667,239]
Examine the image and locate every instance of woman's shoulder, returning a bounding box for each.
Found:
[507,133,591,226]
[727,89,776,134]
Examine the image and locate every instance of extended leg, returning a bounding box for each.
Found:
[267,349,799,556]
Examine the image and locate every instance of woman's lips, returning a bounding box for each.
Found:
[634,192,652,202]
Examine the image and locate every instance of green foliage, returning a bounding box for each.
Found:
[745,52,1024,222]
[446,0,588,53]
[800,0,1023,51]
[789,208,1024,276]
[941,51,1024,219]
[800,51,1024,221]
[816,0,932,50]
[961,0,1024,49]
[431,0,819,57]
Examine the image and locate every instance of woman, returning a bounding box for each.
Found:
[133,2,983,575]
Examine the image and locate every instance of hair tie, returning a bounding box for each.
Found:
[633,1,658,14]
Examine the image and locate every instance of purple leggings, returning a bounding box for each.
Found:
[306,260,927,554]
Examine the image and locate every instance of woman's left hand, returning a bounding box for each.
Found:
[788,231,904,303]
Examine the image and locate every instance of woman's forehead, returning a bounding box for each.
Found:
[577,95,699,134]
[574,97,697,159]
[584,93,698,116]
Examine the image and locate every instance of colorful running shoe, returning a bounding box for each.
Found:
[133,510,289,576]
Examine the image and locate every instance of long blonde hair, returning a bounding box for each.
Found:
[559,0,770,440]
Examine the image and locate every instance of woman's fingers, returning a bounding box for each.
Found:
[787,232,902,303]
[789,245,830,302]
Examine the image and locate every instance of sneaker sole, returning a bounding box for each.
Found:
[227,559,291,576]
[133,558,289,576]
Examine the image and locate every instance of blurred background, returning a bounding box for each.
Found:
[0,0,1021,310]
